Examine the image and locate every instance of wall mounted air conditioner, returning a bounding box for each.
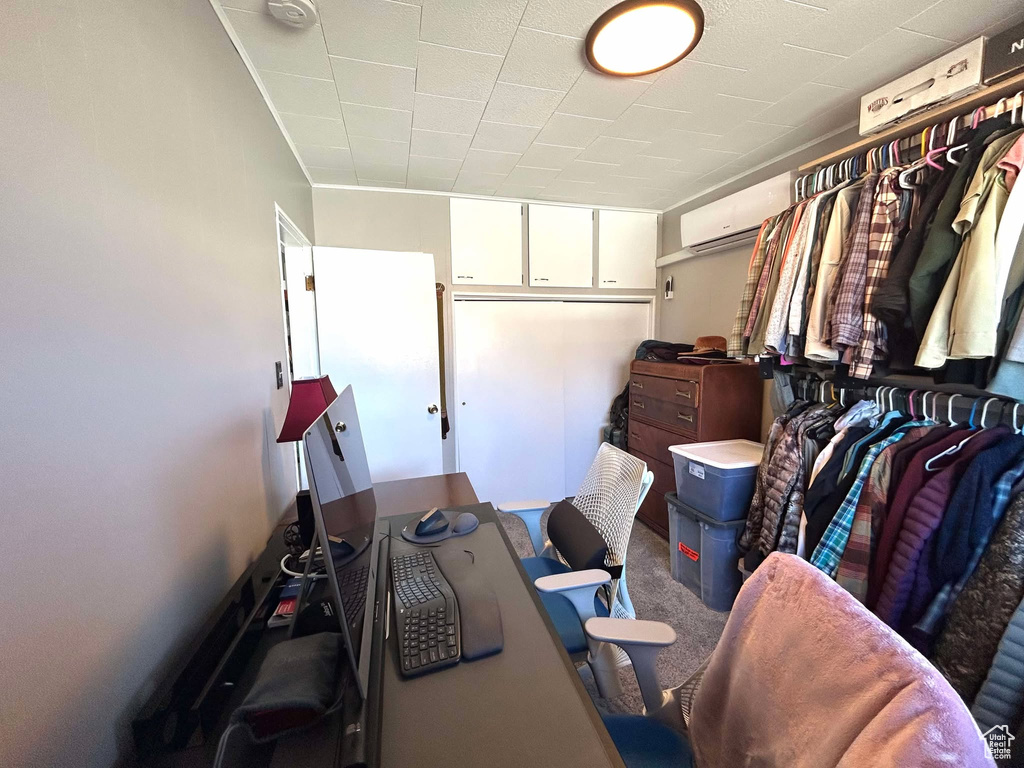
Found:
[659,172,792,267]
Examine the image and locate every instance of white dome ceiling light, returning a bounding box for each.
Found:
[586,0,705,77]
[267,0,318,29]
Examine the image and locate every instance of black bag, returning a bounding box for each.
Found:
[634,339,695,362]
[607,383,629,450]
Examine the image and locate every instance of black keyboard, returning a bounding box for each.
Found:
[391,550,460,676]
[337,563,369,624]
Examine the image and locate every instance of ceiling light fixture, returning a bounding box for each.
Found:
[585,0,705,77]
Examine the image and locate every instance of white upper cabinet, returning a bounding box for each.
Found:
[528,204,594,288]
[450,198,523,286]
[598,210,658,290]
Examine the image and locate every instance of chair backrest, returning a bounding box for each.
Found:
[570,443,650,568]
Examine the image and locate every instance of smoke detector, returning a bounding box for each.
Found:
[267,0,318,28]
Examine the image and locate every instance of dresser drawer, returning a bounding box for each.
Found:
[629,374,700,407]
[629,393,699,439]
[629,447,675,538]
[628,419,692,464]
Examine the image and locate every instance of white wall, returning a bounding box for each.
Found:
[655,245,752,342]
[0,2,313,767]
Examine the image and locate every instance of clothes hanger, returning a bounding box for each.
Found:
[946,393,962,425]
[907,389,920,419]
[1013,403,1022,434]
[1012,92,1024,125]
[980,397,1000,429]
[946,109,984,166]
[925,396,985,471]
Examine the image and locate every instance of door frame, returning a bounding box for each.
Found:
[275,203,315,490]
[449,293,654,479]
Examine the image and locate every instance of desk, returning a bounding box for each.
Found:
[270,472,623,768]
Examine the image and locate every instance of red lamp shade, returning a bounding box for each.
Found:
[276,375,338,443]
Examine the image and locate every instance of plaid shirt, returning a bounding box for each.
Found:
[911,456,1024,639]
[835,426,932,602]
[745,207,799,340]
[848,168,904,379]
[728,218,772,357]
[826,173,879,349]
[811,420,930,578]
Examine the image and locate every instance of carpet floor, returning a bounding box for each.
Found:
[497,510,728,716]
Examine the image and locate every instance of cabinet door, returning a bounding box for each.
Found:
[598,210,658,289]
[454,300,565,503]
[528,204,594,288]
[450,198,523,285]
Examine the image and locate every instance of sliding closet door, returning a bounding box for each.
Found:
[454,301,565,504]
[562,302,651,493]
[314,247,442,482]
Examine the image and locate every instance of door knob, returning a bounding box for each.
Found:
[427,404,439,414]
[334,421,346,433]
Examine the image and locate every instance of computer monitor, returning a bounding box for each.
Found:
[301,384,380,699]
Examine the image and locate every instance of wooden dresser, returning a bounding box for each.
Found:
[628,359,762,538]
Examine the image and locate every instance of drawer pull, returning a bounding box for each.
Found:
[631,380,644,389]
[675,389,693,399]
[629,432,641,442]
[632,399,645,409]
[677,412,694,423]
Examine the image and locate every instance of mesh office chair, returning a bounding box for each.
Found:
[499,443,654,698]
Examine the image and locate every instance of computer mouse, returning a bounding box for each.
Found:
[452,512,479,535]
[415,507,450,536]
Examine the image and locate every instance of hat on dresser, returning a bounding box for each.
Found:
[678,335,728,357]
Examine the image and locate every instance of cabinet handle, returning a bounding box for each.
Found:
[632,399,645,409]
[536,277,549,281]
[603,279,617,284]
[631,380,643,389]
[677,412,694,423]
[456,275,473,279]
[675,389,692,399]
[629,432,640,442]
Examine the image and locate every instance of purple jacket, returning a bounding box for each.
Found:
[874,430,1004,631]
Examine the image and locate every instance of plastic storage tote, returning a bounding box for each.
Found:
[669,439,763,521]
[667,493,744,612]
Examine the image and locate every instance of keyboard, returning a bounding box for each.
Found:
[337,563,369,624]
[391,550,460,676]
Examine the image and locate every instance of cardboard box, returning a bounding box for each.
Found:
[859,38,985,136]
[984,19,1024,84]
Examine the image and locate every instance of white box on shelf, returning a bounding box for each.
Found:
[859,38,985,136]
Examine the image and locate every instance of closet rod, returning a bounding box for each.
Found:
[797,70,1024,175]
[791,375,1024,431]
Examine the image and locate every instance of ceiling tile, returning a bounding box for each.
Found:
[710,121,794,154]
[341,103,413,142]
[221,0,267,12]
[645,128,722,154]
[454,170,508,194]
[621,154,683,178]
[408,154,464,180]
[354,160,408,183]
[420,0,529,55]
[813,28,956,91]
[407,175,456,192]
[482,82,565,126]
[297,144,354,169]
[754,82,855,128]
[666,94,774,136]
[902,0,1021,42]
[655,144,739,173]
[280,113,349,147]
[519,142,583,169]
[504,165,561,186]
[259,71,343,119]
[555,71,649,120]
[410,128,474,159]
[578,136,651,163]
[519,0,622,41]
[716,42,847,103]
[544,178,598,198]
[413,93,486,134]
[348,135,410,166]
[330,56,416,110]
[497,183,548,199]
[360,179,408,188]
[637,59,750,111]
[557,159,618,182]
[498,28,586,91]
[535,113,612,148]
[604,105,693,141]
[461,148,522,174]
[318,0,420,67]
[308,166,358,185]
[471,121,540,153]
[416,43,504,100]
[224,9,332,79]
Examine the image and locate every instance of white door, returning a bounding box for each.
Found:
[454,301,565,504]
[450,198,523,286]
[314,247,442,482]
[598,210,658,289]
[562,302,650,493]
[528,204,594,288]
[282,241,319,380]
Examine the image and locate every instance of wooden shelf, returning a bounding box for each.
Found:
[797,71,1024,173]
